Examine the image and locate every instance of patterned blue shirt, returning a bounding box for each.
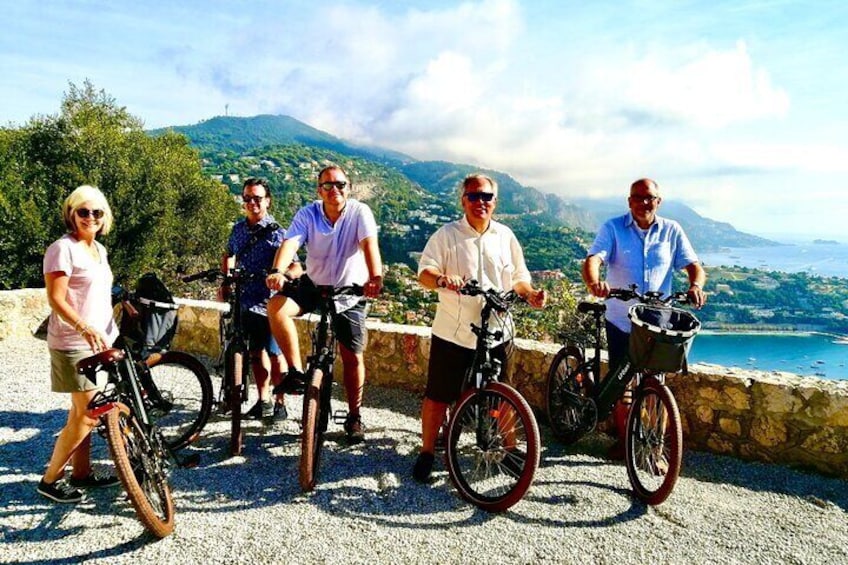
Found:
[588,213,699,332]
[226,214,285,315]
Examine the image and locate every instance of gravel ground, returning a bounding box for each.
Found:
[1,334,847,564]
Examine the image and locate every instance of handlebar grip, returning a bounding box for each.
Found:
[181,268,220,283]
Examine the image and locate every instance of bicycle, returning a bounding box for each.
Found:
[299,284,364,492]
[78,343,180,538]
[114,284,213,452]
[181,266,258,456]
[442,280,541,512]
[545,285,701,505]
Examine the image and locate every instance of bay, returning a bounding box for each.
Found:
[700,242,848,279]
[688,332,848,381]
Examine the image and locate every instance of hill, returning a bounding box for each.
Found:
[574,198,780,252]
[149,114,414,167]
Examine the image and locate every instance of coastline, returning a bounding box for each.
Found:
[701,328,848,340]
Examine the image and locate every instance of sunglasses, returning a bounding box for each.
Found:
[242,195,267,204]
[463,192,496,203]
[319,181,348,191]
[629,195,660,205]
[76,208,105,220]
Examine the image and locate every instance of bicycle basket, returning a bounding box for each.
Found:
[627,303,700,373]
[119,272,179,357]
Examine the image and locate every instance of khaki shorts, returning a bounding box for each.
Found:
[50,348,106,393]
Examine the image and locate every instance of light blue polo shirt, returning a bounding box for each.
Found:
[285,198,378,311]
[588,212,698,332]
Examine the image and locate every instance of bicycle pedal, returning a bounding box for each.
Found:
[332,410,349,425]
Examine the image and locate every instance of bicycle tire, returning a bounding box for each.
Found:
[545,345,592,444]
[145,351,213,452]
[226,344,244,456]
[299,367,327,491]
[104,406,175,538]
[625,376,683,505]
[445,382,540,512]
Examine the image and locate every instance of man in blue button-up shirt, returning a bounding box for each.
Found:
[582,178,706,456]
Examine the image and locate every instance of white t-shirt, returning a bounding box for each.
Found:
[418,217,532,350]
[43,234,119,350]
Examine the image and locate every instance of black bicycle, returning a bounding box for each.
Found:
[545,286,700,505]
[443,280,541,512]
[114,284,213,452]
[79,346,177,538]
[298,284,364,492]
[181,266,259,456]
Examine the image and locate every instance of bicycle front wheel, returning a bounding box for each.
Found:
[105,407,175,538]
[226,345,245,456]
[625,376,682,505]
[299,367,329,491]
[145,351,213,452]
[445,382,540,512]
[545,345,592,444]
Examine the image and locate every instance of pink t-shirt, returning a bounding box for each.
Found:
[43,234,119,350]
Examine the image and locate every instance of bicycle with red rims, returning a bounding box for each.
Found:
[298,284,364,491]
[545,285,701,505]
[443,280,541,512]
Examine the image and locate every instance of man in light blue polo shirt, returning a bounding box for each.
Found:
[265,165,383,444]
[582,178,706,456]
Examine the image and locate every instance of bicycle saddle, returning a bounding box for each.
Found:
[76,348,127,381]
[578,301,606,315]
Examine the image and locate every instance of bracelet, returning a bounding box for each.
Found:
[73,319,88,333]
[268,268,279,275]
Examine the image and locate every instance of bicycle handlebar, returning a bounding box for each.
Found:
[608,284,691,307]
[180,268,222,284]
[459,279,523,313]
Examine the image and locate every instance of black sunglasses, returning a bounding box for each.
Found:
[464,192,495,203]
[319,181,348,191]
[242,195,267,204]
[76,208,105,220]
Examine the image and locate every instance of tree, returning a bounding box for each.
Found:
[0,81,238,290]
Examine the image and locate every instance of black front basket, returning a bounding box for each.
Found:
[628,303,700,373]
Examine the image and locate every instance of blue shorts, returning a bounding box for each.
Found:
[241,310,281,355]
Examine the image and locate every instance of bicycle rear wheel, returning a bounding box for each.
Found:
[625,376,682,505]
[144,351,213,451]
[545,345,593,444]
[445,382,540,512]
[299,367,329,491]
[105,406,175,538]
[226,345,245,456]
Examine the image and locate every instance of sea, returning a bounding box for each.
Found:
[694,241,848,381]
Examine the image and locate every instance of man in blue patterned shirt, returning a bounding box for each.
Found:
[223,178,300,422]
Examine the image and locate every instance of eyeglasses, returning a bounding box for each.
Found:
[242,195,267,204]
[76,208,105,220]
[629,195,660,205]
[319,181,348,191]
[463,192,496,203]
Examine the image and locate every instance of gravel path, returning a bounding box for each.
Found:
[1,334,847,564]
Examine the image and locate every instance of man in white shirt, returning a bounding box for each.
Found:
[413,173,546,483]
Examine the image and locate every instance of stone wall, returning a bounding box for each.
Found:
[3,290,847,478]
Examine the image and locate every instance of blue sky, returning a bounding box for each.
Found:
[3,0,847,240]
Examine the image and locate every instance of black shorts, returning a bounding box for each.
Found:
[424,335,509,404]
[284,276,368,354]
[241,310,281,355]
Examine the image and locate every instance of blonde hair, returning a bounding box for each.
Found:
[62,185,114,235]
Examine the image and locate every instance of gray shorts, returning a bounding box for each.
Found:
[50,348,106,393]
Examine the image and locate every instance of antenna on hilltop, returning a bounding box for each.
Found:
[225,104,229,117]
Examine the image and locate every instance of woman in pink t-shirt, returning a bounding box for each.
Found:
[37,185,121,504]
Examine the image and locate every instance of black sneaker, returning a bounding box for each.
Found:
[37,479,83,503]
[246,400,273,419]
[501,448,526,479]
[412,452,435,484]
[69,471,120,489]
[344,413,365,445]
[273,402,288,423]
[273,369,307,395]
